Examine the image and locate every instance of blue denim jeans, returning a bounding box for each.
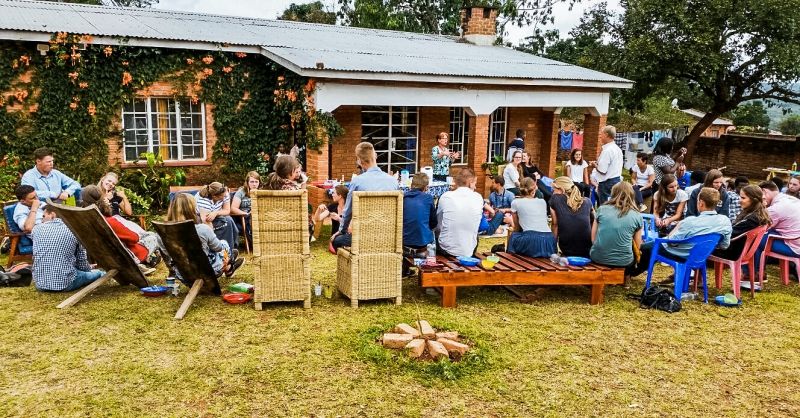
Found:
[486,212,505,235]
[748,231,800,276]
[597,177,621,204]
[64,269,105,292]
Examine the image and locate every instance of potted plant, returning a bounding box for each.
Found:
[480,154,506,177]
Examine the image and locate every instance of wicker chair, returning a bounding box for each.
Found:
[251,189,311,309]
[336,191,403,308]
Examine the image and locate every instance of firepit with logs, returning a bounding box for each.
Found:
[379,320,472,361]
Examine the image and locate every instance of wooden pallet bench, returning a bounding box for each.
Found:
[419,252,624,307]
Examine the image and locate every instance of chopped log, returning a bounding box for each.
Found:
[416,320,436,339]
[435,331,459,341]
[426,340,449,360]
[394,323,421,337]
[405,338,426,358]
[438,338,469,356]
[382,333,414,349]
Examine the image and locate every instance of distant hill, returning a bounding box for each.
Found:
[766,101,800,129]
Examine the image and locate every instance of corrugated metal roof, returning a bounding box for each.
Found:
[0,0,631,86]
[681,109,734,125]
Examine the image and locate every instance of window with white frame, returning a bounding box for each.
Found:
[361,106,418,174]
[121,97,206,162]
[449,107,469,164]
[487,107,508,161]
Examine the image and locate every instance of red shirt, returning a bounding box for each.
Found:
[105,216,148,262]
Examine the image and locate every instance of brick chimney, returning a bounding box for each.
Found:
[460,6,498,46]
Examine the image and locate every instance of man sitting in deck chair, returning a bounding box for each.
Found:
[31,206,105,292]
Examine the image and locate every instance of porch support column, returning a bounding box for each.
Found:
[538,110,561,178]
[583,113,608,162]
[467,113,491,196]
[305,133,330,209]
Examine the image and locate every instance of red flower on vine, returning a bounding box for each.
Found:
[103,46,113,57]
[201,56,214,65]
[235,52,247,58]
[222,144,231,153]
[121,61,129,67]
[53,32,68,44]
[79,82,89,89]
[201,68,213,78]
[121,72,132,86]
[222,66,233,73]
[285,90,297,102]
[80,35,94,44]
[19,55,30,66]
[186,58,195,65]
[68,72,79,81]
[13,90,28,102]
[69,102,78,110]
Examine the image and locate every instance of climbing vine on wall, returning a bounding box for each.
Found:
[0,34,341,183]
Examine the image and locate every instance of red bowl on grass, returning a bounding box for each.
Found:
[222,292,252,304]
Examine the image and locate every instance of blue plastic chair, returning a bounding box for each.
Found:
[645,233,722,302]
[2,202,33,268]
[641,214,659,243]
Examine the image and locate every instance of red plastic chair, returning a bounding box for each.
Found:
[707,225,768,299]
[759,234,800,287]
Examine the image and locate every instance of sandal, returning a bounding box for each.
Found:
[225,258,245,278]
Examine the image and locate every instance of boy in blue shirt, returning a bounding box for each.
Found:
[482,175,515,235]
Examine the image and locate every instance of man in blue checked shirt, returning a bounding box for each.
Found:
[21,147,80,203]
[31,206,104,292]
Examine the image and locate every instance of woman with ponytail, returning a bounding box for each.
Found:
[549,176,594,257]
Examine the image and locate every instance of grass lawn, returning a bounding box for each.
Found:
[1,226,800,417]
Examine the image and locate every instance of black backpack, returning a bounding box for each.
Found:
[637,286,682,313]
[0,264,32,287]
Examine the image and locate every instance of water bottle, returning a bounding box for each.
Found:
[427,242,437,258]
[793,161,798,172]
[680,292,698,301]
[166,277,179,297]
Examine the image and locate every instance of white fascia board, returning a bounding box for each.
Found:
[294,68,633,89]
[314,82,611,116]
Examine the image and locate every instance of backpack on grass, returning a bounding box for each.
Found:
[0,263,32,287]
[635,285,681,313]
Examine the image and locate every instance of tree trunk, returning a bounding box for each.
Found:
[682,111,724,167]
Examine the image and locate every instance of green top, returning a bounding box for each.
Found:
[590,205,643,267]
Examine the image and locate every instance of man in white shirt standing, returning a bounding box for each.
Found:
[590,125,624,203]
[436,168,484,258]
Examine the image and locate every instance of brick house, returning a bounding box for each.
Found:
[680,108,735,138]
[0,0,631,204]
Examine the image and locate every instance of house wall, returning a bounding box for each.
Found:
[690,134,800,179]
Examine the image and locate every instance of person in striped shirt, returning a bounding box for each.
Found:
[194,182,238,251]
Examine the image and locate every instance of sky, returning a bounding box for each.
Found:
[153,0,622,45]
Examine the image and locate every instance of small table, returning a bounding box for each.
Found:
[763,167,800,180]
[400,181,451,198]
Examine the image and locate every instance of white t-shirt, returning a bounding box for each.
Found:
[510,198,550,232]
[567,160,588,183]
[436,187,484,257]
[596,142,624,182]
[503,164,521,188]
[632,164,655,187]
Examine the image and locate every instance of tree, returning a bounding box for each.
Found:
[609,96,693,132]
[730,101,770,132]
[279,2,336,25]
[336,0,584,36]
[779,115,800,136]
[616,0,800,164]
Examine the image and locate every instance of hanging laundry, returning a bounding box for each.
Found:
[572,131,584,150]
[614,132,627,150]
[559,130,573,150]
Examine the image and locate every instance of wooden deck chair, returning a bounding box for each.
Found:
[250,189,311,309]
[46,201,150,309]
[336,191,403,308]
[151,220,222,320]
